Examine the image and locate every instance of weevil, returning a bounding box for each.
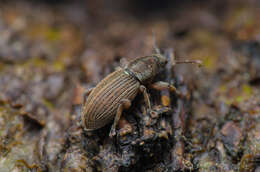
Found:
[81,50,201,137]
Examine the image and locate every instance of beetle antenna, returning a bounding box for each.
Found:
[175,59,203,67]
[171,50,203,67]
[152,31,161,54]
[164,48,174,61]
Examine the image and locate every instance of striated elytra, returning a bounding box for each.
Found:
[81,53,201,137]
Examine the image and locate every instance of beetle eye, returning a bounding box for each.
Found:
[161,58,168,66]
[164,58,168,64]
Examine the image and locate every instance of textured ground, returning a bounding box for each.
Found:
[0,0,259,171]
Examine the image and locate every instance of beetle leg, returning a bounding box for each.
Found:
[150,81,185,106]
[150,81,182,96]
[150,81,182,107]
[83,87,94,104]
[120,57,128,68]
[139,85,152,110]
[109,99,131,137]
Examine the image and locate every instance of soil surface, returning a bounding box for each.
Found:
[0,0,259,171]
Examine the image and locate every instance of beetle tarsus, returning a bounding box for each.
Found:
[109,99,131,138]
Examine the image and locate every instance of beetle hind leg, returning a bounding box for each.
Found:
[109,99,131,137]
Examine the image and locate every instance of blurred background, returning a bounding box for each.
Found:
[0,0,259,171]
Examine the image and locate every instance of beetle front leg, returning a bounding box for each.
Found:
[150,81,182,96]
[109,99,131,137]
[139,85,152,110]
[83,87,94,104]
[150,81,185,106]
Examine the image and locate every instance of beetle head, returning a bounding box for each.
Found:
[153,53,168,68]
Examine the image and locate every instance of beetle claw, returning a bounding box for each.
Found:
[109,129,116,138]
[149,110,159,118]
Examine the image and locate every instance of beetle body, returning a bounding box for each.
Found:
[81,54,168,131]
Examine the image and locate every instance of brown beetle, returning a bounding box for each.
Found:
[81,51,201,137]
